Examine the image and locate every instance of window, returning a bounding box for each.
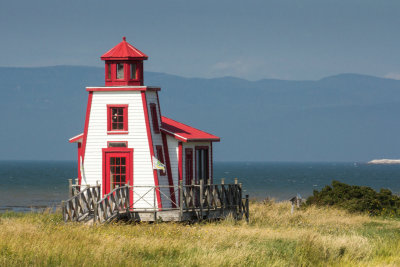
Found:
[156,145,166,176]
[107,105,128,133]
[108,142,128,148]
[107,63,111,80]
[196,147,209,183]
[109,156,126,189]
[116,63,124,79]
[130,63,137,80]
[185,148,193,185]
[149,103,160,134]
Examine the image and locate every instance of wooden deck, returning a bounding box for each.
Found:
[62,179,249,224]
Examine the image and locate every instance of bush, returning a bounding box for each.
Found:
[305,180,400,216]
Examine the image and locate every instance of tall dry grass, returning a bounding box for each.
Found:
[0,201,400,266]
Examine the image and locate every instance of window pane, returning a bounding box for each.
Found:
[117,108,123,115]
[108,142,127,148]
[130,64,137,79]
[107,64,111,79]
[112,123,118,129]
[121,158,126,165]
[117,63,124,79]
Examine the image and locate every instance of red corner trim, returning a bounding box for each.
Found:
[211,142,213,184]
[162,132,176,207]
[141,91,162,209]
[178,142,183,182]
[81,92,93,182]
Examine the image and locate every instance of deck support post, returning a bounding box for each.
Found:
[93,202,98,225]
[199,179,204,220]
[179,180,183,220]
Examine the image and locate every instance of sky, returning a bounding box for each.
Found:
[1,0,400,81]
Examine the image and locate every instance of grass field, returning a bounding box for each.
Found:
[1,201,400,266]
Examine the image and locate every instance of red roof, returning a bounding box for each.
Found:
[161,116,220,142]
[101,37,148,60]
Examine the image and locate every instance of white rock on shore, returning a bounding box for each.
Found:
[368,159,400,164]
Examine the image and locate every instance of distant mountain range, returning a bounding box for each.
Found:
[1,66,400,161]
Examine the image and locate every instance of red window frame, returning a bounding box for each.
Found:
[107,104,128,134]
[102,147,134,204]
[150,103,160,134]
[185,148,193,185]
[155,145,166,176]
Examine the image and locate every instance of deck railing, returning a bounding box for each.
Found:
[61,184,101,222]
[90,179,249,223]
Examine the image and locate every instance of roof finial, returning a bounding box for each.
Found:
[123,36,126,41]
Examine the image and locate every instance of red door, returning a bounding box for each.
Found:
[103,148,133,202]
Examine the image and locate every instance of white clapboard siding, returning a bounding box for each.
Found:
[145,91,172,208]
[84,91,155,209]
[166,135,179,193]
[182,142,212,185]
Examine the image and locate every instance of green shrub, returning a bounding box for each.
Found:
[306,180,400,217]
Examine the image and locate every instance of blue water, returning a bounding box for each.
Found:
[1,161,400,211]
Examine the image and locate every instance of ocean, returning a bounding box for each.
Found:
[1,161,400,212]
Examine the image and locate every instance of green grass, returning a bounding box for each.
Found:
[1,201,400,266]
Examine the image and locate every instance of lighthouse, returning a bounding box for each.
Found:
[69,37,220,209]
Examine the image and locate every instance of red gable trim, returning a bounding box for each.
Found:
[86,86,160,92]
[69,133,84,143]
[160,116,220,143]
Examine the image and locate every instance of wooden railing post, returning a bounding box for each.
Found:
[199,179,204,219]
[93,202,98,225]
[245,194,249,223]
[221,178,225,216]
[179,180,183,220]
[68,179,73,198]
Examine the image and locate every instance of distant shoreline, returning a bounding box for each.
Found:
[368,159,400,165]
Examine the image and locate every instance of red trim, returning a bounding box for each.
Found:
[107,104,128,133]
[107,141,128,147]
[178,142,183,182]
[141,91,162,209]
[81,91,93,176]
[162,133,176,207]
[150,103,160,134]
[102,147,134,204]
[69,133,83,143]
[210,142,213,184]
[178,141,183,205]
[160,116,220,142]
[77,142,82,184]
[86,87,160,92]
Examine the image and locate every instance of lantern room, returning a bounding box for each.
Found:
[100,37,148,86]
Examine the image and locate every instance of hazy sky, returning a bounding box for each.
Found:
[1,0,400,80]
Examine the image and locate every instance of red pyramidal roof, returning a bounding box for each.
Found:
[101,37,148,60]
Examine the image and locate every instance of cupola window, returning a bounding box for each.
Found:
[107,63,111,80]
[130,63,137,80]
[116,63,124,79]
